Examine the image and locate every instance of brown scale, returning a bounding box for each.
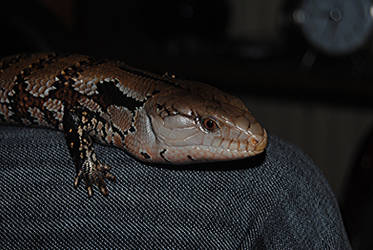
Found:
[51,83,81,109]
[15,84,44,118]
[22,55,91,98]
[0,53,56,91]
[0,104,12,121]
[27,106,51,127]
[83,62,158,100]
[78,97,102,113]
[1,53,60,125]
[123,109,152,160]
[117,62,174,94]
[106,105,134,133]
[8,54,97,120]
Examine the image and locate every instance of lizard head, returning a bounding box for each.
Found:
[144,88,267,164]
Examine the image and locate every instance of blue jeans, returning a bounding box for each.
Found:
[0,126,351,249]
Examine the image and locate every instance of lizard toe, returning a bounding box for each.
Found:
[76,160,116,197]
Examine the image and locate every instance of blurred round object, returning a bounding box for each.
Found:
[293,0,373,55]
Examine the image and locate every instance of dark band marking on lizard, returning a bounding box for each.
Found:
[118,63,182,89]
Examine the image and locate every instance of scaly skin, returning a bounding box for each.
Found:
[0,53,267,197]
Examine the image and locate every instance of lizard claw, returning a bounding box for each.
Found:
[73,161,116,197]
[104,172,116,182]
[74,169,83,188]
[87,186,94,197]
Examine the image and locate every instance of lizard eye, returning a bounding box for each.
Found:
[202,117,219,132]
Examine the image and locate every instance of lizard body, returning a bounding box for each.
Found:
[0,53,267,196]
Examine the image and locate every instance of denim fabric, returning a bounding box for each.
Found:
[0,126,351,249]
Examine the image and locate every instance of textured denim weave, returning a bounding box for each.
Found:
[0,126,351,249]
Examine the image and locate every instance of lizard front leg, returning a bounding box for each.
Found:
[63,107,116,197]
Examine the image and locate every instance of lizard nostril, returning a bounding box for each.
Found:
[251,138,258,145]
[254,129,268,152]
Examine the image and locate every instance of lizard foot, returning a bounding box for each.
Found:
[74,161,116,197]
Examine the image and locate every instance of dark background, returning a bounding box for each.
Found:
[1,0,373,248]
